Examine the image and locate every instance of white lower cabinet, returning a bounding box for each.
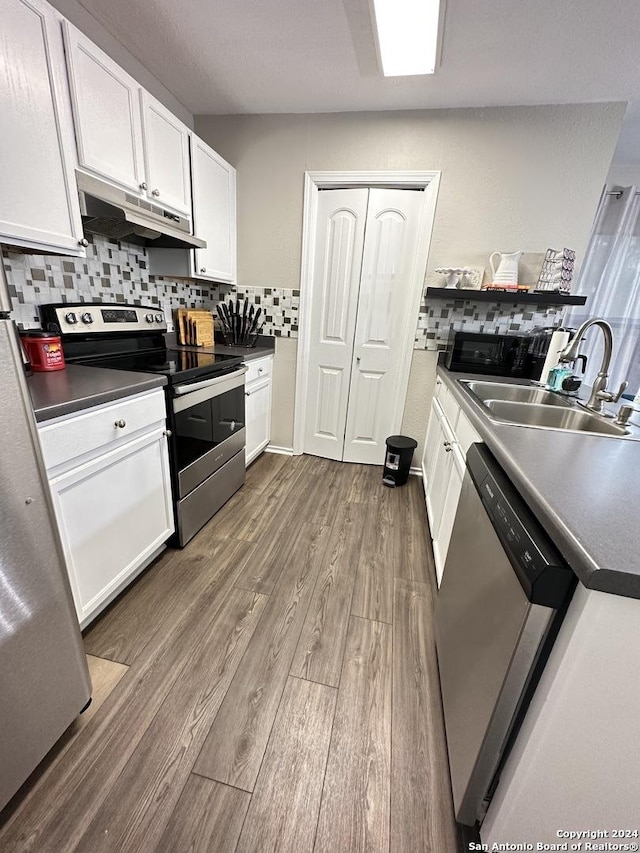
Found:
[422,380,480,586]
[39,389,174,627]
[245,355,273,465]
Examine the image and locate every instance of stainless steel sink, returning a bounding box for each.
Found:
[462,381,572,407]
[484,400,629,436]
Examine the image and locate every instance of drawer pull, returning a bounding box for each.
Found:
[114,419,127,429]
[245,391,251,397]
[163,429,172,437]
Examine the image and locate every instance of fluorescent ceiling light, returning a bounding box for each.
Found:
[372,0,442,77]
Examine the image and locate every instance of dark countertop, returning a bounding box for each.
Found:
[176,343,274,362]
[29,365,167,423]
[439,367,640,599]
[164,332,275,362]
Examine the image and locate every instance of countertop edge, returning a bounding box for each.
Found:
[437,366,640,600]
[31,369,168,423]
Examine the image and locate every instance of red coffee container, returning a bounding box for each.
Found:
[20,331,66,371]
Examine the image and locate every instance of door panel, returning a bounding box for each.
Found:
[315,366,345,443]
[345,370,384,444]
[0,0,84,253]
[303,189,368,460]
[191,137,236,283]
[343,188,424,464]
[64,22,144,193]
[141,92,191,215]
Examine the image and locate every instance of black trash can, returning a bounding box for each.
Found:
[382,435,418,487]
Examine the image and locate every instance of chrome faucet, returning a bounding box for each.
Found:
[558,318,627,413]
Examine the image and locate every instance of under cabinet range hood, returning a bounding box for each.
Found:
[77,172,206,249]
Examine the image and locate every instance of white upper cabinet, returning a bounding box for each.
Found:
[141,92,191,215]
[63,23,191,216]
[0,0,85,255]
[191,136,237,283]
[63,21,145,195]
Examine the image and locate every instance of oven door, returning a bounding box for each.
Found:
[171,367,246,498]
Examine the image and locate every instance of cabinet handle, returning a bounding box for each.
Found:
[114,419,126,428]
[163,429,172,437]
[78,237,89,247]
[152,188,160,197]
[140,181,148,190]
[200,268,207,274]
[436,379,442,385]
[356,356,361,364]
[445,446,452,452]
[245,391,251,397]
[258,367,263,373]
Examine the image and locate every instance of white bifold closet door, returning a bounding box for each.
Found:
[303,187,424,464]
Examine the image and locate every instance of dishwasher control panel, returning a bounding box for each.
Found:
[467,443,575,607]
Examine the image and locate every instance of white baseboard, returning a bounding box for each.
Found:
[265,445,294,456]
[265,446,422,474]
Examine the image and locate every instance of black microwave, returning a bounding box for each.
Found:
[445,331,530,376]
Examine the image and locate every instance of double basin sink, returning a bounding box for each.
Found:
[459,381,632,437]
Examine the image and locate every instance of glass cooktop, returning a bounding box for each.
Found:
[85,348,243,383]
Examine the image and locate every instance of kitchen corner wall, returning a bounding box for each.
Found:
[195,103,625,455]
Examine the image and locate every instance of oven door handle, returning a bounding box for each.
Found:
[173,366,247,396]
[172,366,246,413]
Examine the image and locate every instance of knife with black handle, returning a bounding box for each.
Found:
[216,304,228,333]
[249,306,262,335]
[241,299,248,343]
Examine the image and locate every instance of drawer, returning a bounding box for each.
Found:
[38,388,167,471]
[245,355,272,385]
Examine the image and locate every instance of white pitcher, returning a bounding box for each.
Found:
[489,251,523,285]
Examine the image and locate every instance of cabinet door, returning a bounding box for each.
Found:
[0,0,84,254]
[422,398,443,492]
[49,428,173,627]
[63,22,145,194]
[245,377,272,466]
[141,92,191,215]
[191,136,237,283]
[432,444,465,587]
[425,403,455,542]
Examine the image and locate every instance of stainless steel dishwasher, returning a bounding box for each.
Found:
[435,443,575,828]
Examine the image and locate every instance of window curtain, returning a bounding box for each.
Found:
[566,185,640,397]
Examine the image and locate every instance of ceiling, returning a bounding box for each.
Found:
[77,0,640,163]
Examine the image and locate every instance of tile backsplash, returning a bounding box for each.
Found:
[2,233,300,338]
[414,295,566,351]
[2,234,563,348]
[2,234,217,331]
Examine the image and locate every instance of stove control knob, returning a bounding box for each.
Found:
[81,312,93,324]
[155,313,163,323]
[65,312,78,324]
[145,313,155,323]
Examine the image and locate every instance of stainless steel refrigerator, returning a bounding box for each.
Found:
[0,261,91,812]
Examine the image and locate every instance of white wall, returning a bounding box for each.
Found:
[196,104,624,455]
[607,162,640,186]
[48,0,193,128]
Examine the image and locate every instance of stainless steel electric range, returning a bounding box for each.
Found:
[40,302,246,546]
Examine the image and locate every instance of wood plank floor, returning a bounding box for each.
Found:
[0,453,461,853]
